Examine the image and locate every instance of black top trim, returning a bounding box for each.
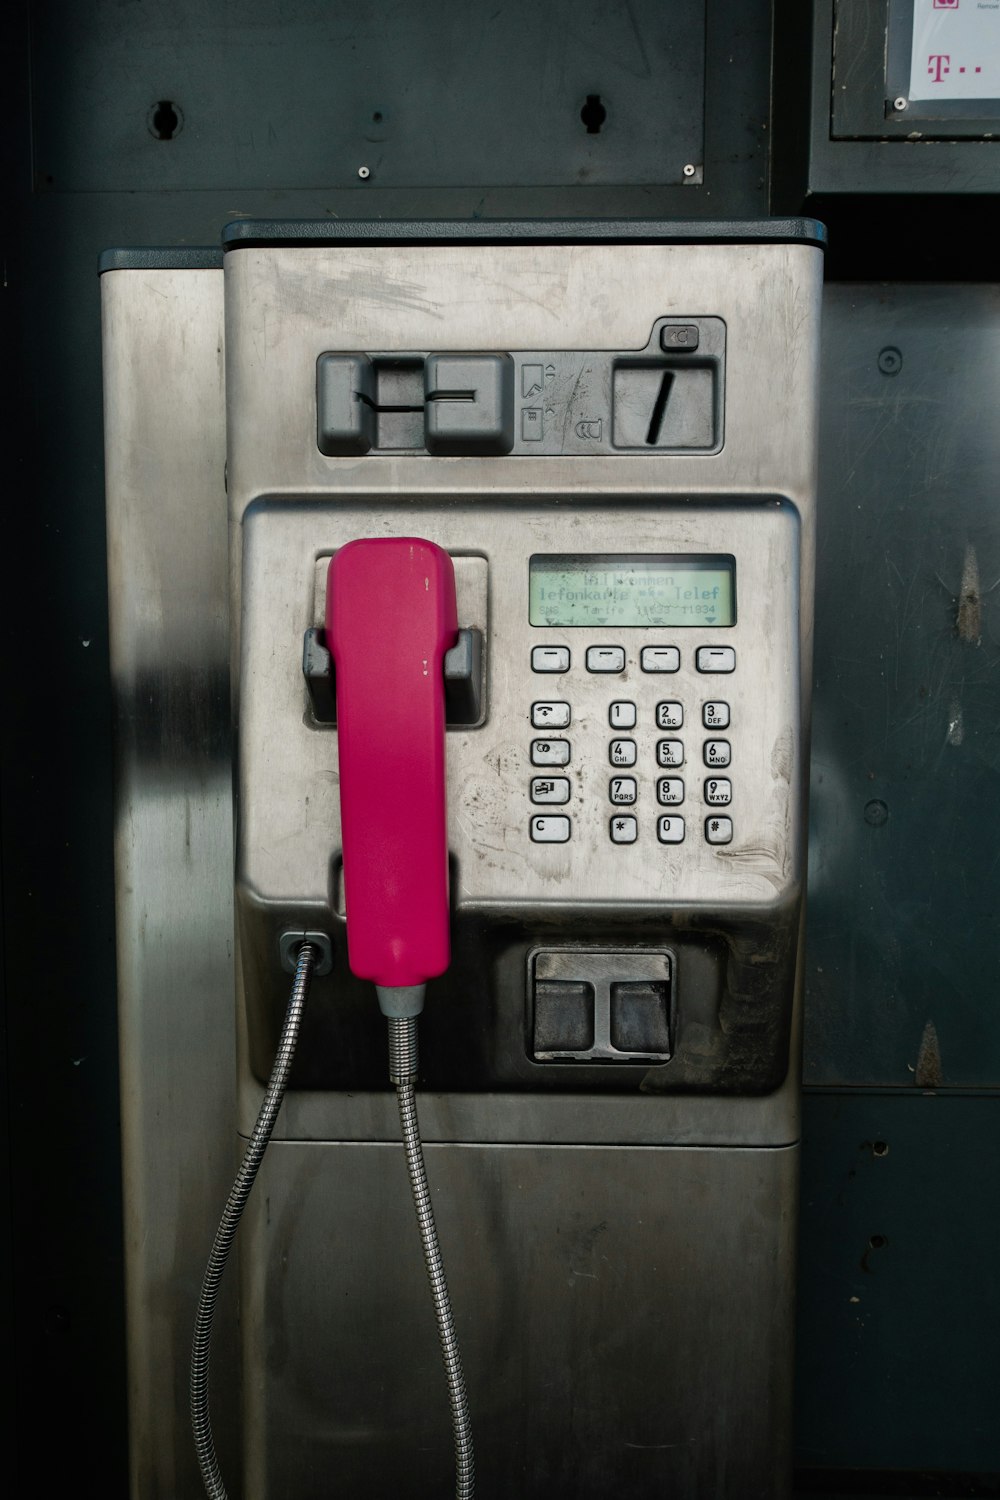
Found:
[98,247,223,274]
[220,218,827,251]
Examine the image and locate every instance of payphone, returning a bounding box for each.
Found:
[103,220,823,1499]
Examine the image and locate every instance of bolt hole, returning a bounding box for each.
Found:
[869,1233,888,1250]
[150,100,181,141]
[581,94,607,134]
[372,111,383,123]
[872,1140,889,1157]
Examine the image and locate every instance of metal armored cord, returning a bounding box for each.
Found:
[389,1015,475,1499]
[190,942,317,1500]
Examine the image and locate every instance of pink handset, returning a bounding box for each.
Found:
[326,538,458,993]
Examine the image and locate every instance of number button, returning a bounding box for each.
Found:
[610,816,638,844]
[531,815,571,843]
[531,777,570,805]
[696,646,736,673]
[587,645,626,673]
[704,777,731,806]
[532,646,570,673]
[609,739,637,767]
[705,816,733,845]
[656,739,684,768]
[704,740,730,768]
[703,701,730,729]
[531,739,570,766]
[656,701,683,730]
[531,701,571,728]
[609,777,637,805]
[640,646,680,673]
[657,816,686,844]
[609,700,637,729]
[657,777,685,806]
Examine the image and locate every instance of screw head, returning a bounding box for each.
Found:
[893,95,908,112]
[682,163,697,178]
[357,165,371,179]
[877,346,903,376]
[864,799,889,826]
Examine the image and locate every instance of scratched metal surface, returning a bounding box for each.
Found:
[805,284,1000,1090]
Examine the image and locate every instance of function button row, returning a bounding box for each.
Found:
[532,646,736,674]
[531,700,571,728]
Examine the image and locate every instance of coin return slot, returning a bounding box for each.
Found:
[530,948,673,1062]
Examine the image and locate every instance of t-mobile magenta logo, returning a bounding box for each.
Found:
[933,0,959,9]
[927,53,951,82]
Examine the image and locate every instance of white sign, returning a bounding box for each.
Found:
[909,0,1000,102]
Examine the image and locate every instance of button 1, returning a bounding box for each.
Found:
[704,777,731,806]
[587,645,626,673]
[657,815,685,844]
[609,700,637,729]
[704,740,730,768]
[609,776,637,805]
[656,739,684,768]
[705,816,733,845]
[531,701,571,729]
[609,739,637,767]
[696,646,736,673]
[532,646,570,673]
[656,701,683,730]
[531,777,570,805]
[641,646,680,673]
[531,738,570,766]
[610,816,638,844]
[657,777,685,806]
[703,700,730,729]
[531,815,571,843]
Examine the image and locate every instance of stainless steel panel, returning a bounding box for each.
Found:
[241,1140,798,1500]
[102,267,237,1498]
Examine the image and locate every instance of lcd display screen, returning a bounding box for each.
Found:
[529,554,735,628]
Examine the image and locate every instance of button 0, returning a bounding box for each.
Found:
[609,739,637,767]
[610,816,638,844]
[531,701,571,729]
[657,777,685,806]
[656,739,684,768]
[532,646,570,673]
[609,700,637,729]
[704,740,730,768]
[696,646,736,673]
[703,700,730,728]
[531,777,570,805]
[705,816,733,845]
[531,738,570,766]
[657,816,685,844]
[587,645,626,673]
[531,815,571,843]
[656,701,683,730]
[609,776,637,805]
[704,777,731,806]
[641,646,680,673]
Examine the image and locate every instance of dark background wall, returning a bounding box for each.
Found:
[2,2,998,1493]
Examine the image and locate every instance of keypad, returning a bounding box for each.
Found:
[527,643,736,845]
